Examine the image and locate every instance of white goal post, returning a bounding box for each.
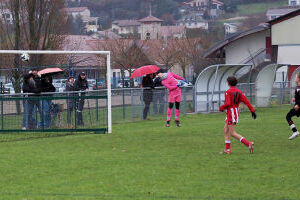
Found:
[0,50,112,134]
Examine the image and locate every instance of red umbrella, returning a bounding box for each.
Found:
[130,65,160,79]
[38,67,63,76]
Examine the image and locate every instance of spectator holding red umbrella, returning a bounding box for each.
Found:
[38,76,55,128]
[141,73,154,120]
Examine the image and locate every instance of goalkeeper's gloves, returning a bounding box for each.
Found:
[177,80,185,87]
[251,112,257,119]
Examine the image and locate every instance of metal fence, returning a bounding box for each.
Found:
[110,86,195,123]
[0,91,108,133]
[0,82,294,135]
[0,86,194,135]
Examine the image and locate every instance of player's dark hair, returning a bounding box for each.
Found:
[297,72,300,79]
[227,76,238,86]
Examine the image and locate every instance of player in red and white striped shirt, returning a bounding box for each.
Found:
[219,76,257,154]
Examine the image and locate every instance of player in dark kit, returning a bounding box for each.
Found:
[286,73,300,140]
[219,76,257,154]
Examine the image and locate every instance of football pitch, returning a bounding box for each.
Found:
[0,105,299,200]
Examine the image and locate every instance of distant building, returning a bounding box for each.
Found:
[138,15,164,40]
[289,0,300,6]
[0,9,13,24]
[112,20,141,35]
[177,12,208,29]
[224,23,240,36]
[210,0,224,19]
[266,8,297,20]
[184,0,209,8]
[64,7,99,33]
[160,26,186,39]
[92,30,121,40]
[111,15,185,40]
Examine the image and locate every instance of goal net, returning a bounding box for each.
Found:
[0,50,112,142]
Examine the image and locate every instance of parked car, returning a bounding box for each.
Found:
[4,83,15,94]
[117,79,139,88]
[93,80,106,90]
[53,79,66,92]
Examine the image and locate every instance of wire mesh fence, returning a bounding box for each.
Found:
[110,86,195,123]
[0,91,108,141]
[0,79,296,142]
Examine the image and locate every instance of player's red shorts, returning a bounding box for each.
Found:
[225,107,239,125]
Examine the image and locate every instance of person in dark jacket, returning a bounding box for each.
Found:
[142,73,154,120]
[153,75,165,115]
[66,76,75,127]
[74,72,88,126]
[38,76,56,128]
[22,72,42,129]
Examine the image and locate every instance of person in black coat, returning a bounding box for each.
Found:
[142,73,154,120]
[38,76,56,128]
[74,72,88,126]
[22,73,42,129]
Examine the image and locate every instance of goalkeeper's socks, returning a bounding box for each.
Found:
[175,109,180,120]
[240,137,250,147]
[289,123,298,133]
[167,108,172,119]
[225,141,231,150]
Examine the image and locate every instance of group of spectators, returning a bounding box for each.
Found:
[22,70,89,130]
[141,74,165,120]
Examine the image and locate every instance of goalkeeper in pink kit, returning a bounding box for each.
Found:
[156,69,187,127]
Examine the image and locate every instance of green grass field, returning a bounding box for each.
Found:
[0,105,300,200]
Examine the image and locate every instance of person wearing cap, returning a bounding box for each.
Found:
[74,72,88,126]
[66,76,75,128]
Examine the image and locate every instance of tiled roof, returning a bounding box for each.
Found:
[64,7,89,13]
[139,16,163,22]
[212,0,224,5]
[160,26,185,37]
[97,30,121,39]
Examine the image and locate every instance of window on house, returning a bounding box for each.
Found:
[146,32,150,40]
[271,16,277,20]
[290,0,297,5]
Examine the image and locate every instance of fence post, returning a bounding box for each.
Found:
[280,82,284,106]
[96,83,99,121]
[122,88,125,120]
[1,95,3,130]
[192,86,195,113]
[131,88,134,119]
[41,98,44,130]
[74,94,77,129]
[0,82,3,130]
[183,87,187,115]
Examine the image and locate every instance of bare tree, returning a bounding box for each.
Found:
[0,0,67,113]
[151,38,178,70]
[104,39,152,87]
[0,0,67,81]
